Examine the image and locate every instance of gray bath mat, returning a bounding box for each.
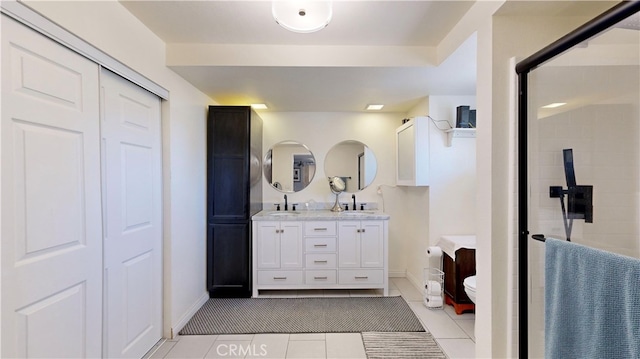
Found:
[362,332,447,359]
[179,296,425,335]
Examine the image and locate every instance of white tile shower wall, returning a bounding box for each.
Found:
[536,104,639,257]
[527,103,640,357]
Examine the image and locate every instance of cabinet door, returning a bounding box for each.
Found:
[395,117,429,186]
[256,222,280,269]
[338,221,360,268]
[360,221,384,268]
[207,107,250,220]
[396,122,416,182]
[280,222,303,268]
[208,223,251,296]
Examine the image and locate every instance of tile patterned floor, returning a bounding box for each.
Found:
[145,278,476,359]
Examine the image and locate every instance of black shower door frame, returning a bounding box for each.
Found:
[515,1,640,358]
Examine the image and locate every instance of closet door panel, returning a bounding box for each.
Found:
[1,16,102,359]
[101,69,162,358]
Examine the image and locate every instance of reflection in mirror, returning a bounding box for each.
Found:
[264,141,316,193]
[325,140,377,192]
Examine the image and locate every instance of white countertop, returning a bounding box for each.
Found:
[252,209,390,221]
[437,235,476,260]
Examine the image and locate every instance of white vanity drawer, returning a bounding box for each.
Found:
[338,269,384,285]
[305,253,337,269]
[257,270,303,285]
[305,237,337,253]
[304,222,337,236]
[305,270,337,284]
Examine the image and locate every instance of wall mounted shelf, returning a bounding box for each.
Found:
[445,128,476,147]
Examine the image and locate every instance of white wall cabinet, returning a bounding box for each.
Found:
[252,218,388,297]
[396,116,429,186]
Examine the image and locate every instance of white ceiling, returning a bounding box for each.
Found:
[120,0,477,112]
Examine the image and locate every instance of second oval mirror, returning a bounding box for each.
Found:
[324,140,378,192]
[264,141,316,193]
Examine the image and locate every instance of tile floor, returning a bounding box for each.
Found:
[144,278,475,359]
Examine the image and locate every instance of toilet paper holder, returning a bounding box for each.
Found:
[424,268,444,310]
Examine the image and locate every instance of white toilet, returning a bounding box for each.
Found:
[463,275,476,304]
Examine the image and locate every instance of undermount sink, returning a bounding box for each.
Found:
[268,211,300,216]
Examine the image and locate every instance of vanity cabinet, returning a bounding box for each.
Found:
[338,221,384,268]
[252,215,388,297]
[338,221,385,287]
[443,249,476,313]
[396,116,429,186]
[254,221,304,288]
[255,221,303,269]
[304,221,338,286]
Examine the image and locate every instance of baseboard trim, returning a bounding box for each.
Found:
[388,270,406,278]
[405,270,424,295]
[171,292,209,338]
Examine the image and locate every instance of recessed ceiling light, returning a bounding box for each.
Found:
[541,102,566,109]
[251,104,268,110]
[366,104,384,110]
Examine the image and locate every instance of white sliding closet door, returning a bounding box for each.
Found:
[1,16,103,358]
[100,69,162,358]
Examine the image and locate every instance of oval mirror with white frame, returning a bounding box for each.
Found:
[324,140,378,192]
[264,140,316,193]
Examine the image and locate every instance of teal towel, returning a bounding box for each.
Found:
[545,238,640,359]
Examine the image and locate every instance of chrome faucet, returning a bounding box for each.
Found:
[352,194,356,211]
[284,194,288,211]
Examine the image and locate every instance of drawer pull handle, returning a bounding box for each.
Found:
[314,276,328,280]
[273,277,287,280]
[314,244,328,248]
[314,228,327,231]
[355,276,369,279]
[314,260,328,263]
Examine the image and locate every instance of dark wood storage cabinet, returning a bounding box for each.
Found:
[443,249,476,314]
[207,106,263,297]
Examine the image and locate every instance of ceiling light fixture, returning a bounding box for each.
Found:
[251,103,268,110]
[366,104,384,111]
[542,102,566,109]
[272,1,332,33]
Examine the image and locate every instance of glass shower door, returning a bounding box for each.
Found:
[525,12,640,358]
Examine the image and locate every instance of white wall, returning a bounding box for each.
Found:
[22,1,213,337]
[427,95,477,245]
[400,96,477,291]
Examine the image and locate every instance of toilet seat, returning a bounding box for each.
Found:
[463,275,476,303]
